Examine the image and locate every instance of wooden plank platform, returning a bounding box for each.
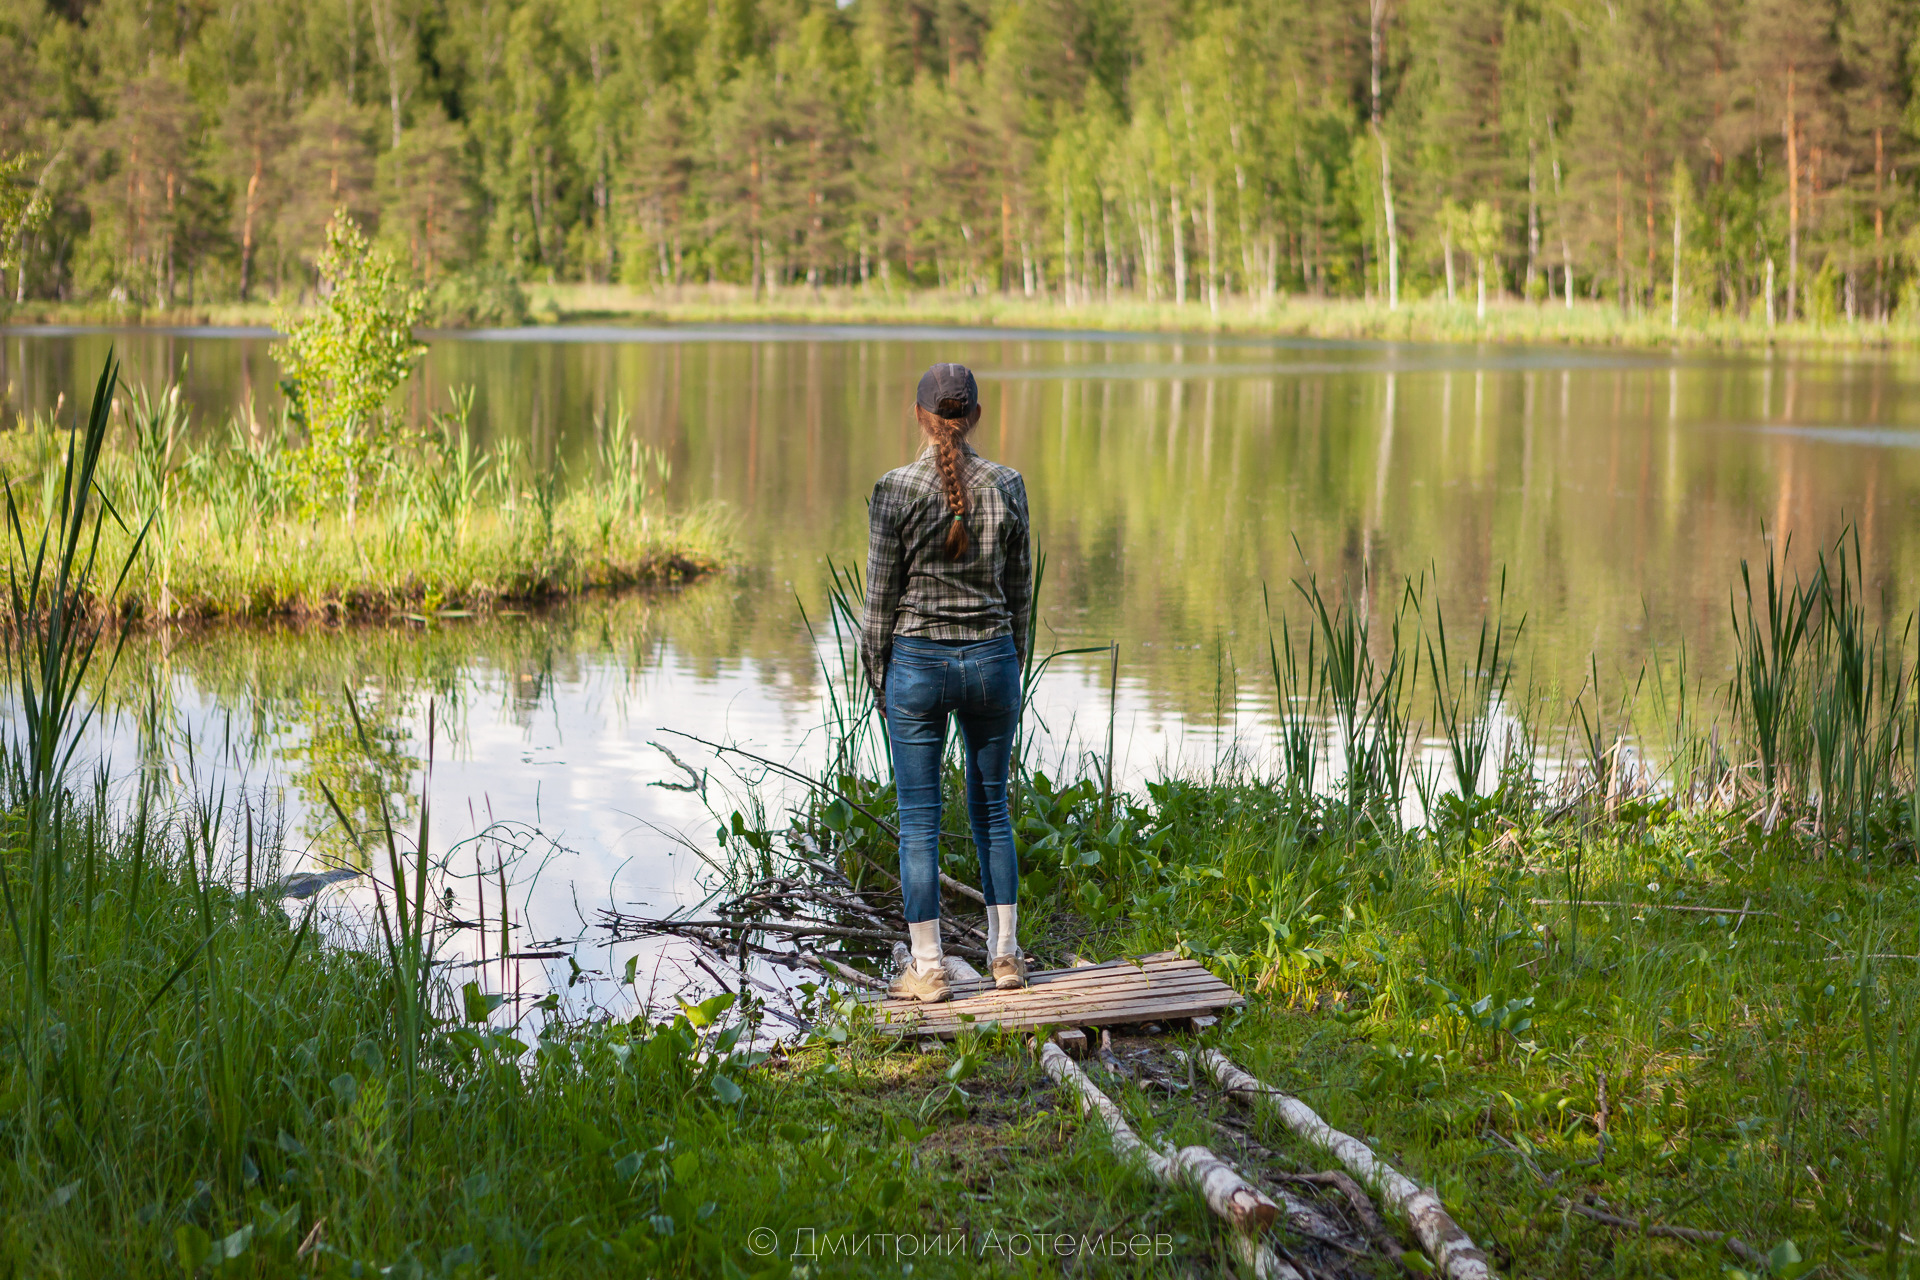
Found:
[853,951,1242,1038]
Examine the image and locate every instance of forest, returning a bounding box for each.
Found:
[0,0,1913,324]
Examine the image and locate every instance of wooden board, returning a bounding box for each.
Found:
[853,951,1242,1038]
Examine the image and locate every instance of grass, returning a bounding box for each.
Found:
[10,354,1920,1278]
[0,381,725,621]
[519,282,1920,352]
[16,280,1920,352]
[996,774,1908,1278]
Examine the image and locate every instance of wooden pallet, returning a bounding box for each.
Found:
[853,951,1242,1039]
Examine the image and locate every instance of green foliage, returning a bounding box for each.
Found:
[423,265,530,328]
[6,0,1917,327]
[0,150,49,277]
[272,212,426,517]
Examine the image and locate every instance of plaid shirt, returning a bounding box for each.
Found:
[860,442,1032,702]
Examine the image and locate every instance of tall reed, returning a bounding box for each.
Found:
[1803,531,1908,852]
[1420,574,1522,823]
[1292,570,1413,828]
[1264,583,1318,796]
[0,356,150,1045]
[316,694,441,1123]
[1731,539,1817,799]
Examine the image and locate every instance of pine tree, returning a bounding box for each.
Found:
[220,85,293,303]
[1733,0,1839,321]
[1836,0,1914,317]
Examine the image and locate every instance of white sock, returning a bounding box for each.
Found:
[989,904,1019,961]
[908,918,944,979]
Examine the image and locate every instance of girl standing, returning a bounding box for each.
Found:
[861,364,1031,1002]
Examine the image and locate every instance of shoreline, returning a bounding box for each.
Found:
[10,284,1920,353]
[89,510,728,627]
[5,346,1912,1276]
[103,547,723,627]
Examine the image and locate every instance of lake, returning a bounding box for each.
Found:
[4,323,1916,1012]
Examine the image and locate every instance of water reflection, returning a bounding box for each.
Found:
[89,587,1238,1017]
[6,324,1920,1005]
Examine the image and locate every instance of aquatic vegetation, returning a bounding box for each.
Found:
[0,372,722,622]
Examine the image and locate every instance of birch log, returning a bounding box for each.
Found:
[1229,1234,1306,1280]
[1186,1049,1494,1280]
[1039,1042,1299,1278]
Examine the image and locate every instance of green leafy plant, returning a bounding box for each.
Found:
[272,211,425,524]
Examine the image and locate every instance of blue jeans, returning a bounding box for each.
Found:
[885,635,1022,923]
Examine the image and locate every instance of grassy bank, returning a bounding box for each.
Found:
[2,775,1222,1278]
[526,282,1920,352]
[17,283,1920,352]
[996,774,1900,1278]
[0,378,724,621]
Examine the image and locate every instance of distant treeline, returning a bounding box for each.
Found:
[0,0,1912,321]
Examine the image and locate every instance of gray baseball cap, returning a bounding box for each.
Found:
[915,363,978,418]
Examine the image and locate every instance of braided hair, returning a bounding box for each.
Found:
[915,401,979,559]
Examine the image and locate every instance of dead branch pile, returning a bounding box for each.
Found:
[596,848,989,980]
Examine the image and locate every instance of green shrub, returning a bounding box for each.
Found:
[424,264,530,328]
[272,211,425,521]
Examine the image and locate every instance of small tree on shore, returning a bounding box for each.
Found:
[273,211,425,523]
[1438,198,1467,305]
[1466,201,1502,322]
[0,150,50,306]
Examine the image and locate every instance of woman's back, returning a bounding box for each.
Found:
[862,443,1031,663]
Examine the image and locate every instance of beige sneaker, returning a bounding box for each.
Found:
[990,955,1028,991]
[891,963,953,1004]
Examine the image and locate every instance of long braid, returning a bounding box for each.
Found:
[917,405,973,559]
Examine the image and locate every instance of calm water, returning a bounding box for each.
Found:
[4,324,1918,1010]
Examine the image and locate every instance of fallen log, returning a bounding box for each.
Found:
[1203,1117,1395,1257]
[1185,1049,1495,1280]
[1039,1040,1298,1278]
[1229,1234,1304,1280]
